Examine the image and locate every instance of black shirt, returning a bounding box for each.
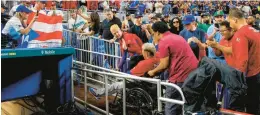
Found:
[129,25,148,43]
[128,19,134,28]
[99,16,122,40]
[89,23,100,35]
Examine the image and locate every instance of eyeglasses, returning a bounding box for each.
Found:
[173,21,179,23]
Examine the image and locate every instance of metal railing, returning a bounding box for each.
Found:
[72,60,186,115]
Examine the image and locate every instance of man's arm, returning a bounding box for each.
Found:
[148,56,169,76]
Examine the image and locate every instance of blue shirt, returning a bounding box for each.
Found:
[163,4,171,14]
[207,24,226,63]
[138,3,146,14]
[179,28,206,59]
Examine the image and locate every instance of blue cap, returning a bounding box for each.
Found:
[163,14,169,17]
[182,15,195,25]
[135,11,143,18]
[16,5,32,14]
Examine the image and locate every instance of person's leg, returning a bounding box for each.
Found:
[165,83,183,115]
[90,82,124,97]
[246,73,260,114]
[256,73,260,114]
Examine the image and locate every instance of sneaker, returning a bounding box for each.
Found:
[89,88,100,100]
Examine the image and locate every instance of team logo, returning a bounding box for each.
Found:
[236,38,240,42]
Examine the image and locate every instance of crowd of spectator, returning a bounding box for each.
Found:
[1,1,260,115]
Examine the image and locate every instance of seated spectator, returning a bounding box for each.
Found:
[197,13,211,33]
[128,11,151,43]
[162,14,171,29]
[89,43,159,98]
[179,15,207,60]
[169,17,183,35]
[207,21,233,66]
[246,15,260,30]
[2,5,37,48]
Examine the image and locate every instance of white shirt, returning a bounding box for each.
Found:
[2,16,24,35]
[47,10,64,17]
[146,2,153,11]
[155,2,163,14]
[242,5,252,15]
[68,16,85,30]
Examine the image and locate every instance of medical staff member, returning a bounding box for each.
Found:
[2,5,37,48]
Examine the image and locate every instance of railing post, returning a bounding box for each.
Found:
[84,65,87,107]
[157,80,162,112]
[105,75,109,115]
[123,78,126,115]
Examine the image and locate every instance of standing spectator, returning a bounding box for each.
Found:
[228,8,260,114]
[148,22,198,115]
[207,11,225,63]
[169,17,183,35]
[31,1,47,15]
[99,8,122,40]
[47,1,64,17]
[119,0,128,13]
[162,1,171,15]
[122,12,134,31]
[128,11,151,43]
[79,11,100,36]
[2,5,37,48]
[247,16,260,30]
[223,2,230,14]
[155,1,163,14]
[179,15,207,60]
[1,4,10,31]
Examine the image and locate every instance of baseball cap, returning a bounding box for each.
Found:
[16,5,32,14]
[152,13,162,19]
[135,11,143,18]
[112,8,117,13]
[213,10,224,17]
[39,0,47,4]
[182,15,195,25]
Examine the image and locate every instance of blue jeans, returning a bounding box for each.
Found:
[165,82,183,115]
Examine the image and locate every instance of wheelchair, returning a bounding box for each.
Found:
[109,79,165,115]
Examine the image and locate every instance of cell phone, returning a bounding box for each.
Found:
[215,23,220,29]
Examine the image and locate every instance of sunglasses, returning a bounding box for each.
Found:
[173,21,179,23]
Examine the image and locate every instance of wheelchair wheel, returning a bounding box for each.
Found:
[126,88,154,115]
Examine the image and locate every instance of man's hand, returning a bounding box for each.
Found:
[109,38,115,43]
[98,35,102,39]
[141,24,147,31]
[187,37,199,44]
[206,39,218,48]
[148,70,155,77]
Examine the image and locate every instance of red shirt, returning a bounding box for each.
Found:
[131,56,160,77]
[219,38,233,66]
[232,25,260,77]
[159,31,198,83]
[119,32,143,56]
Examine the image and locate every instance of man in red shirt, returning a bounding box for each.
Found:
[207,21,233,66]
[148,22,198,115]
[110,24,143,70]
[130,43,160,76]
[227,8,260,114]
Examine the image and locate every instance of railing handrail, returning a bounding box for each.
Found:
[73,61,186,115]
[63,29,120,45]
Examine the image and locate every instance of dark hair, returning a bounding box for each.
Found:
[90,11,100,26]
[152,21,169,33]
[229,8,244,19]
[219,21,231,30]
